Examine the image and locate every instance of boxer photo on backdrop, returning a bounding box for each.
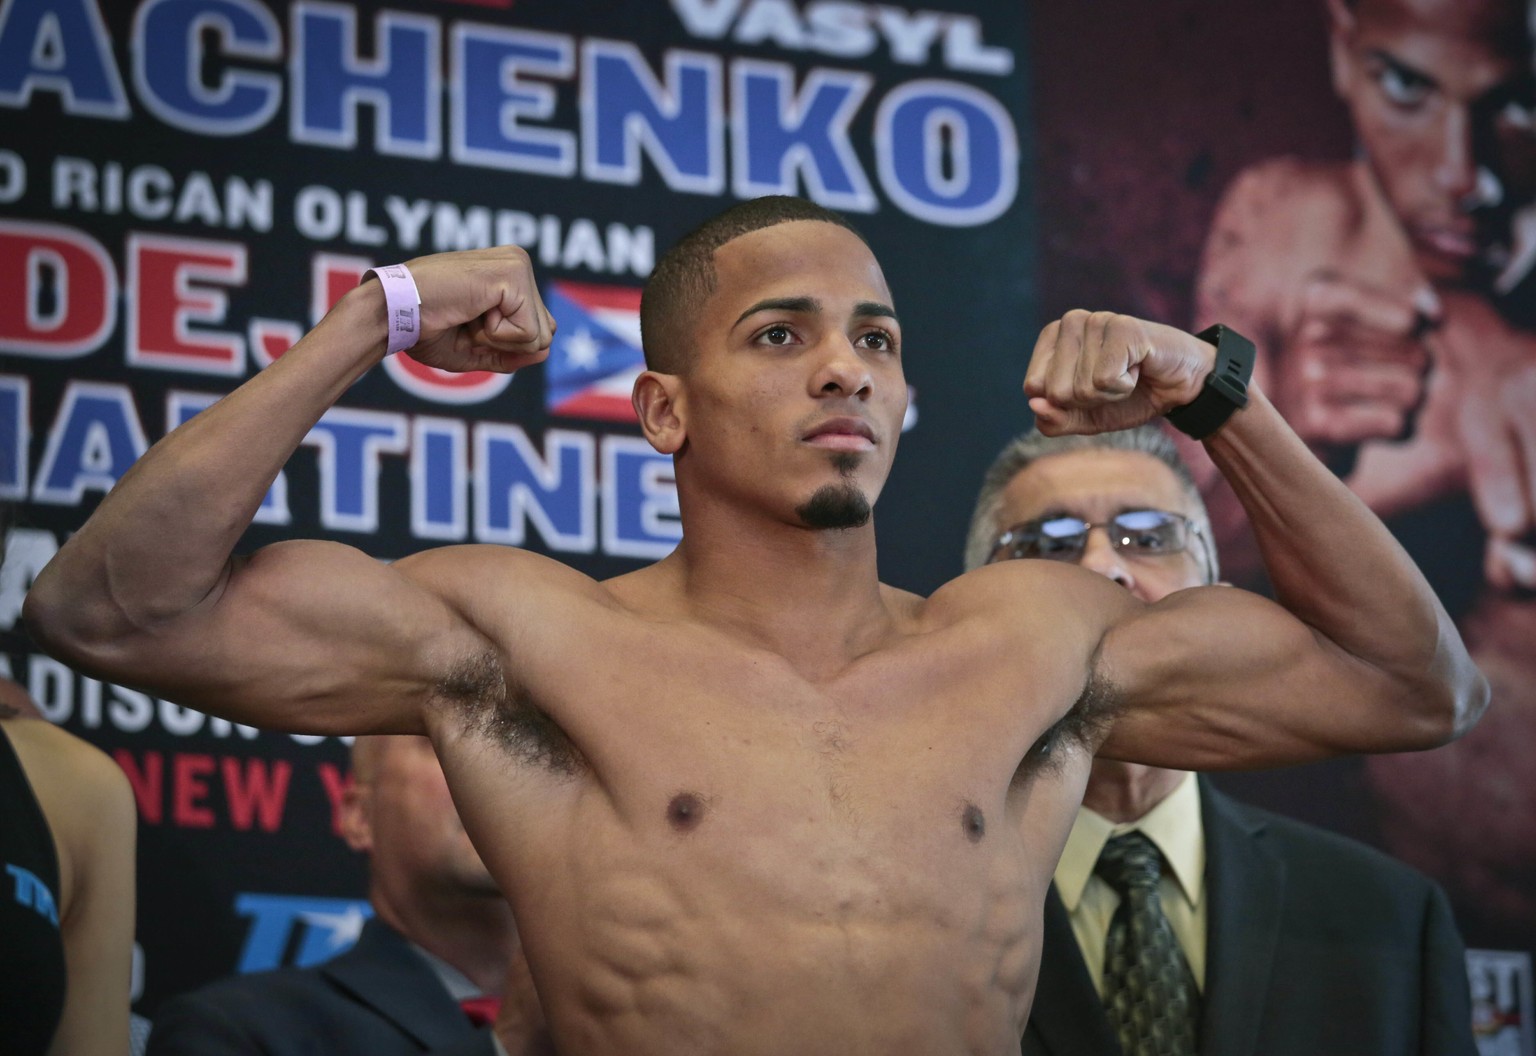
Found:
[25,195,1488,1055]
[1191,0,1536,951]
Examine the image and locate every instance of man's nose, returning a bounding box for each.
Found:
[1077,527,1135,591]
[1435,105,1483,203]
[814,337,873,398]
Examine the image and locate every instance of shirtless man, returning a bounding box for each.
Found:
[1193,0,1536,942]
[25,196,1486,1055]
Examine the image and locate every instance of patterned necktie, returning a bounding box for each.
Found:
[1096,832,1200,1056]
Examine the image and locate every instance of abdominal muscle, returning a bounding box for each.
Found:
[484,775,1053,1056]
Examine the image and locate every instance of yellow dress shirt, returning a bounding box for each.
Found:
[1052,771,1206,994]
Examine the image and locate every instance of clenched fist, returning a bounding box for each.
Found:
[360,245,557,374]
[1270,271,1435,452]
[1024,310,1214,435]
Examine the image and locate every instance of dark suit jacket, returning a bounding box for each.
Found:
[146,918,498,1056]
[1023,779,1476,1056]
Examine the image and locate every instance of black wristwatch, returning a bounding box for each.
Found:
[1164,324,1255,440]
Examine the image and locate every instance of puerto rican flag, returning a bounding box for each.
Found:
[543,280,645,423]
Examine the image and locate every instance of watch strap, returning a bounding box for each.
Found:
[1164,323,1255,440]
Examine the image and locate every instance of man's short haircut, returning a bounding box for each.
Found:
[640,196,866,374]
[963,423,1218,580]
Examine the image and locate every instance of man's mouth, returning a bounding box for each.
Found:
[1414,224,1478,262]
[803,417,877,452]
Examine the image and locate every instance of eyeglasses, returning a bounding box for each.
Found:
[987,509,1206,566]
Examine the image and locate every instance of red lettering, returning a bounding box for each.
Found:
[247,318,302,367]
[0,220,117,357]
[127,233,246,376]
[316,762,353,838]
[172,753,216,828]
[220,757,292,832]
[113,749,163,825]
[383,351,510,405]
[314,254,368,322]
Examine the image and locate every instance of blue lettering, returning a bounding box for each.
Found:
[582,41,723,194]
[302,408,407,534]
[132,0,280,135]
[602,436,679,560]
[32,382,147,505]
[412,416,467,541]
[0,376,28,500]
[291,3,439,158]
[475,425,594,552]
[451,24,574,176]
[0,0,128,117]
[731,60,874,212]
[234,893,371,973]
[875,81,1018,227]
[6,864,59,925]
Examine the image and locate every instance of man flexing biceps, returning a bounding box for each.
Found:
[26,197,1485,1056]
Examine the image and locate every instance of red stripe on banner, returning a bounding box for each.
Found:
[554,280,643,312]
[551,392,639,423]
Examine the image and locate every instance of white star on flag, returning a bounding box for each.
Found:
[562,326,602,369]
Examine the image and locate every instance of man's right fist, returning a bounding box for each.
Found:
[1271,271,1436,451]
[377,246,556,374]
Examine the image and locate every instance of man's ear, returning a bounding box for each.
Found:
[1325,0,1357,101]
[337,777,374,854]
[633,370,687,455]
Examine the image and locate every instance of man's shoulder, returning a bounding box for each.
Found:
[1220,156,1361,214]
[158,960,336,1014]
[398,542,605,596]
[1207,156,1373,255]
[1208,783,1442,896]
[934,559,1129,606]
[918,564,1140,719]
[147,961,355,1050]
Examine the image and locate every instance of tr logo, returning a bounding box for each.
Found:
[233,893,373,973]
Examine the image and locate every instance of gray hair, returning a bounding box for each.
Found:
[962,423,1217,579]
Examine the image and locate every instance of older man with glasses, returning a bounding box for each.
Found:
[966,423,1478,1056]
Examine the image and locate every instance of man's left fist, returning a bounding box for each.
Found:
[1024,310,1212,435]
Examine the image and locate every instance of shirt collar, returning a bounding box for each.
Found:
[408,939,483,1002]
[1055,771,1204,910]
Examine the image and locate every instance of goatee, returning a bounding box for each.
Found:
[797,451,871,529]
[796,483,871,529]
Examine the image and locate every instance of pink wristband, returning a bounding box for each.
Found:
[363,263,421,355]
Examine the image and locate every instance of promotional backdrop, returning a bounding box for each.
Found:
[2,0,1531,1047]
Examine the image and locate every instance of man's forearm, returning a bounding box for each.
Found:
[1205,385,1487,739]
[24,284,389,659]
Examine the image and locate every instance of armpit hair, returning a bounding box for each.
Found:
[1014,669,1124,783]
[437,650,586,777]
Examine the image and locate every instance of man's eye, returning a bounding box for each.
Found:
[1376,64,1433,107]
[761,325,793,345]
[859,330,896,352]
